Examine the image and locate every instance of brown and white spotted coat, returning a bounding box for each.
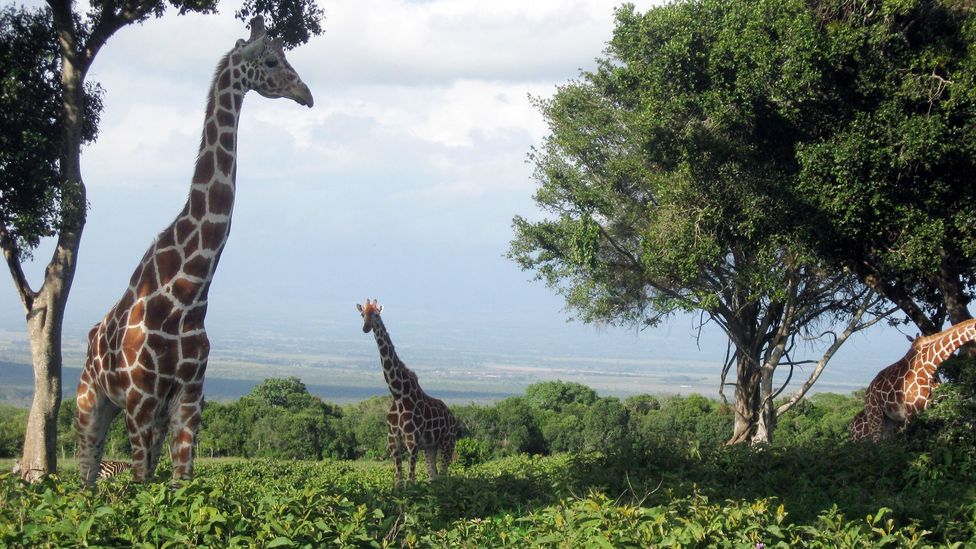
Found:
[851,318,976,442]
[357,299,463,486]
[75,17,313,486]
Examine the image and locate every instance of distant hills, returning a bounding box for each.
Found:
[0,361,516,407]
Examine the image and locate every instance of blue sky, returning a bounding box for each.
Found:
[3,0,912,395]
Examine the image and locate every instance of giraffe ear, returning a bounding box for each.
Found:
[356,304,364,313]
[377,305,384,314]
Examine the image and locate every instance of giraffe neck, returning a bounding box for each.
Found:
[184,53,245,253]
[129,54,247,307]
[916,318,976,374]
[370,317,420,400]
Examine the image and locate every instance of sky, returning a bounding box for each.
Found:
[2,0,912,396]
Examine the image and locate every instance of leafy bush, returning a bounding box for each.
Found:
[454,437,490,467]
[2,452,972,547]
[0,406,27,458]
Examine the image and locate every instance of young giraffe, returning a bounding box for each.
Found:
[75,17,313,485]
[851,318,976,442]
[357,299,463,486]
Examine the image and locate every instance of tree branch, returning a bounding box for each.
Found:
[83,0,162,69]
[0,227,36,314]
[775,290,883,416]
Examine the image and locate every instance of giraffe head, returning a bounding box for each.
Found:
[232,16,314,107]
[357,299,384,333]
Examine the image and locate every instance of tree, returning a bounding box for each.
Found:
[524,380,597,412]
[509,0,889,444]
[582,397,629,453]
[338,396,390,459]
[248,376,317,409]
[248,408,324,459]
[795,1,976,335]
[197,401,245,457]
[1,4,102,481]
[2,0,323,481]
[493,397,546,455]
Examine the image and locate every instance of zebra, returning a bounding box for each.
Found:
[9,460,130,479]
[97,460,132,479]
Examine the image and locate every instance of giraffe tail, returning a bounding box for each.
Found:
[458,418,473,438]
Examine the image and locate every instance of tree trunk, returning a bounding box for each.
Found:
[751,360,776,444]
[728,352,762,445]
[17,7,87,480]
[18,214,82,481]
[20,295,64,481]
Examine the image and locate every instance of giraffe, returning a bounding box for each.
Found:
[850,318,976,442]
[75,16,313,485]
[357,299,463,486]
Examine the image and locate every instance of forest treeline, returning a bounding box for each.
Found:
[4,353,973,463]
[0,376,874,462]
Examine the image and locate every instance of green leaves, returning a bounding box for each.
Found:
[0,5,103,258]
[0,448,974,547]
[235,0,325,50]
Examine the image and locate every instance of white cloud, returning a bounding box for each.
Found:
[81,1,667,192]
[299,0,649,86]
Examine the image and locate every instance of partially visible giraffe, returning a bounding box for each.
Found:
[75,17,313,485]
[357,299,463,486]
[851,318,976,442]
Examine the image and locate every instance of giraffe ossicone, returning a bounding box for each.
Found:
[358,298,463,486]
[851,318,976,442]
[75,16,313,486]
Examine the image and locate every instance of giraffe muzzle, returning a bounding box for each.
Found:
[291,83,314,108]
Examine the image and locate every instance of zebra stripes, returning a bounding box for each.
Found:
[97,460,132,479]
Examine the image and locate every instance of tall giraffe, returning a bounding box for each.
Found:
[851,318,976,442]
[75,17,313,485]
[357,299,462,486]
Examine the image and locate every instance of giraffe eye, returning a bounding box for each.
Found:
[265,59,278,68]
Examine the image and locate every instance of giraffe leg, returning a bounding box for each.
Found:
[423,447,437,480]
[388,425,403,488]
[863,406,886,443]
[170,387,203,482]
[124,397,160,483]
[76,378,121,486]
[405,440,419,484]
[137,405,169,480]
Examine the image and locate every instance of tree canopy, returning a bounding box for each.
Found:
[794,0,976,333]
[510,0,891,443]
[0,5,101,259]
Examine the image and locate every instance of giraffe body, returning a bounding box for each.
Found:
[75,17,312,485]
[358,299,463,486]
[851,319,976,442]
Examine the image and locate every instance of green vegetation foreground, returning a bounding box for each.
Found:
[2,443,973,547]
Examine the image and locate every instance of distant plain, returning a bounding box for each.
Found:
[0,313,879,407]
